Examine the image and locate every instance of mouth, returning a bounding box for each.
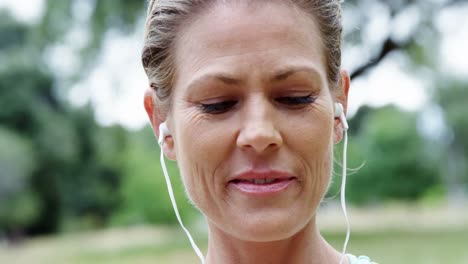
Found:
[230,178,295,185]
[228,172,297,195]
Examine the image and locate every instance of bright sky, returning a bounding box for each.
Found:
[2,1,468,130]
[0,0,44,24]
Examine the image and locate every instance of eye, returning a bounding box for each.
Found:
[199,100,238,114]
[275,94,317,107]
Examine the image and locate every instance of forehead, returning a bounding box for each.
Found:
[173,1,326,88]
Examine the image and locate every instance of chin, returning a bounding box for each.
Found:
[226,210,311,242]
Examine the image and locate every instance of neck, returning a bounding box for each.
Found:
[205,218,343,264]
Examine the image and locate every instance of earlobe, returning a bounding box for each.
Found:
[159,122,177,160]
[334,118,343,144]
[162,136,177,161]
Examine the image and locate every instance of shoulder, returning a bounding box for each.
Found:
[347,254,378,264]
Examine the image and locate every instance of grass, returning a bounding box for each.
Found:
[326,228,468,264]
[1,227,467,263]
[1,206,468,263]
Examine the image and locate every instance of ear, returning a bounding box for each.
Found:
[333,70,350,144]
[144,89,177,160]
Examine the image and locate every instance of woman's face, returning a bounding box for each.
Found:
[165,2,341,242]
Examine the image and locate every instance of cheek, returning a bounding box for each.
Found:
[172,109,236,208]
[174,137,216,211]
[294,132,334,215]
[287,106,334,197]
[299,136,333,190]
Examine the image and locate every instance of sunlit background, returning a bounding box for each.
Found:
[1,0,467,263]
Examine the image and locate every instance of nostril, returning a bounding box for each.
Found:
[237,132,282,152]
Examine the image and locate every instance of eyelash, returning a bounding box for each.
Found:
[199,100,238,114]
[199,95,317,114]
[275,94,317,106]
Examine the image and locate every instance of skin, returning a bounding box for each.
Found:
[144,2,350,264]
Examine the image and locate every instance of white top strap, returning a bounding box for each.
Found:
[347,254,378,264]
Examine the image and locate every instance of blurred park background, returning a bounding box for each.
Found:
[0,0,467,263]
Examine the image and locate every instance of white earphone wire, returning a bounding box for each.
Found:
[338,120,350,264]
[159,141,206,264]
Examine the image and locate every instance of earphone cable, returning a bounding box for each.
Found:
[159,145,206,264]
[339,129,350,264]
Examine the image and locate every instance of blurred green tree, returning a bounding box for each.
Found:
[346,106,441,204]
[0,11,127,236]
[434,79,468,202]
[0,128,39,238]
[111,127,198,226]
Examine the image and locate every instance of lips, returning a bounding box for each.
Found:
[232,178,278,184]
[228,171,297,195]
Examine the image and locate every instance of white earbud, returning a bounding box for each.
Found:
[335,103,349,131]
[158,122,170,146]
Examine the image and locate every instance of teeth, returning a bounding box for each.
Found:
[254,179,266,184]
[246,178,276,184]
[265,178,275,184]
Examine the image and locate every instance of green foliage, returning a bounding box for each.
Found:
[0,11,29,50]
[434,79,468,188]
[91,0,145,34]
[68,0,146,74]
[111,127,198,226]
[436,80,468,150]
[36,1,73,46]
[341,106,441,204]
[0,13,128,235]
[0,128,40,229]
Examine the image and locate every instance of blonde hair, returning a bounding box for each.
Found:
[142,0,343,116]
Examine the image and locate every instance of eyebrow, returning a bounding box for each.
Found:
[186,73,241,91]
[186,65,322,90]
[271,66,322,82]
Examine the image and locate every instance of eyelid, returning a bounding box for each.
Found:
[274,86,318,96]
[199,95,236,104]
[275,91,315,101]
[278,91,313,97]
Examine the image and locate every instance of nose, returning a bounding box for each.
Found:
[236,96,283,154]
